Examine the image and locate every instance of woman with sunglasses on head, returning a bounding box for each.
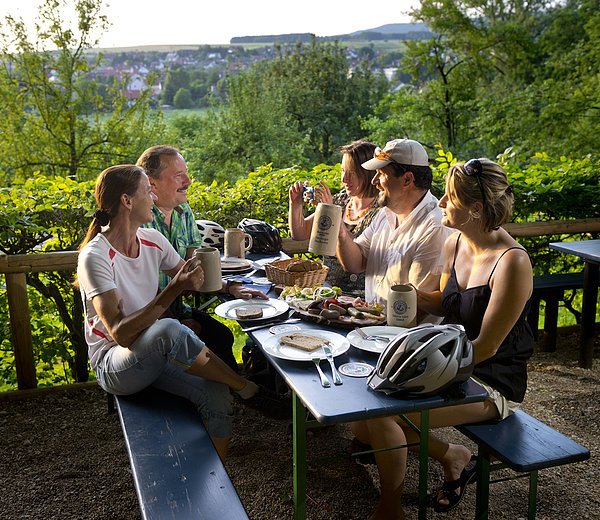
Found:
[288,140,380,297]
[353,159,534,519]
[75,165,258,461]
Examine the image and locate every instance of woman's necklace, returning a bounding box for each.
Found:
[345,197,375,222]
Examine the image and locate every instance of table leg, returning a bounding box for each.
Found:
[292,391,307,520]
[579,262,598,369]
[418,409,430,520]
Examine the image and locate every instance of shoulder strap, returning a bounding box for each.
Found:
[487,247,526,285]
[451,233,462,269]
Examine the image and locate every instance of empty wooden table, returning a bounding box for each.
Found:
[549,239,600,368]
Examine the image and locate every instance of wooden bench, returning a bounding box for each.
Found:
[528,272,585,351]
[113,387,249,520]
[457,410,590,519]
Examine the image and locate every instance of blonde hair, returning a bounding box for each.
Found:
[447,159,514,232]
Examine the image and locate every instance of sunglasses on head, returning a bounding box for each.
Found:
[462,159,486,203]
[373,147,407,174]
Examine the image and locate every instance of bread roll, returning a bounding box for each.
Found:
[286,259,321,272]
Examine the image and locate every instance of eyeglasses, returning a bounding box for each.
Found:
[463,159,486,203]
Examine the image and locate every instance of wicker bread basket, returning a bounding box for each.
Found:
[265,258,329,287]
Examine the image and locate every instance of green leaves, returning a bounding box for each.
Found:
[187,163,341,234]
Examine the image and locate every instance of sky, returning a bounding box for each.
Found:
[0,0,419,48]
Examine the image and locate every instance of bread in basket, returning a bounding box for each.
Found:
[264,258,328,288]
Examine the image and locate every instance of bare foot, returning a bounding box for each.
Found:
[436,444,473,508]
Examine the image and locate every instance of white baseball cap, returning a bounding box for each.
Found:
[361,138,430,170]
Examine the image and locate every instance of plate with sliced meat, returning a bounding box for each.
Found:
[262,330,350,361]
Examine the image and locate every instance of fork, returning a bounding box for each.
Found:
[311,357,331,388]
[322,345,343,385]
[354,327,390,343]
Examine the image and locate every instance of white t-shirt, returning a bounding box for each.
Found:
[355,191,451,306]
[77,228,181,369]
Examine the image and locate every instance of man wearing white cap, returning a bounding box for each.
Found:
[336,138,450,312]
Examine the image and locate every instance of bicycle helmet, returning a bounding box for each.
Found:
[367,324,474,396]
[196,220,225,250]
[238,218,282,254]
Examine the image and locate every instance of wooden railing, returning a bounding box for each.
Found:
[2,218,599,391]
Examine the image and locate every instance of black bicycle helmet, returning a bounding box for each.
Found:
[238,218,282,254]
[196,220,225,250]
[367,324,474,396]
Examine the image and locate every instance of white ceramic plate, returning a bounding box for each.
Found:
[346,326,407,353]
[262,330,350,362]
[214,298,289,321]
[221,258,253,273]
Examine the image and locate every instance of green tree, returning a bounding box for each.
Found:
[0,0,165,182]
[173,87,193,109]
[364,0,599,159]
[167,38,387,181]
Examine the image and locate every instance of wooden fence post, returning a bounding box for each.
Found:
[5,273,37,389]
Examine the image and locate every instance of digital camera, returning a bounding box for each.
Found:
[302,186,315,202]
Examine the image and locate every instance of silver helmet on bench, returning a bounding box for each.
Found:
[368,324,474,396]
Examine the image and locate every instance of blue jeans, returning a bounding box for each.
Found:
[95,318,233,438]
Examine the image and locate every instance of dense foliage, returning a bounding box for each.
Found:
[363,0,600,159]
[0,0,164,182]
[165,39,388,181]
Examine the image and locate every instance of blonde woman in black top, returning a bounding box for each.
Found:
[351,159,534,519]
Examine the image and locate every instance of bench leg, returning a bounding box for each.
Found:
[528,470,538,520]
[474,452,491,520]
[106,392,115,414]
[542,291,562,352]
[527,294,541,341]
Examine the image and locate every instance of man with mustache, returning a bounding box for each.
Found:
[336,138,450,315]
[137,145,267,372]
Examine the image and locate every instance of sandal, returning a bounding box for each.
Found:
[433,456,477,513]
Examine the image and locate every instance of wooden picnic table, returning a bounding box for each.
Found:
[549,239,600,368]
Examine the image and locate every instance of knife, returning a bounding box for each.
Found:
[322,344,343,385]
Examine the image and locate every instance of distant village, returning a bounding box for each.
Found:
[90,43,404,107]
[88,23,431,107]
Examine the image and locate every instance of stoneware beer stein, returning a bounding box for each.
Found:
[387,284,417,327]
[189,247,222,292]
[224,228,253,258]
[308,203,343,257]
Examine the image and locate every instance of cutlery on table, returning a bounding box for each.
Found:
[354,327,391,343]
[322,345,343,385]
[311,357,331,388]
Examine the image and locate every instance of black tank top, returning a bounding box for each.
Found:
[441,235,534,402]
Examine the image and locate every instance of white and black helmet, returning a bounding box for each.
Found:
[368,324,474,396]
[196,220,225,250]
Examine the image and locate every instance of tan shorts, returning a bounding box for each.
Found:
[472,376,520,420]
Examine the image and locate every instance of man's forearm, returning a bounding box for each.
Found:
[336,229,366,273]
